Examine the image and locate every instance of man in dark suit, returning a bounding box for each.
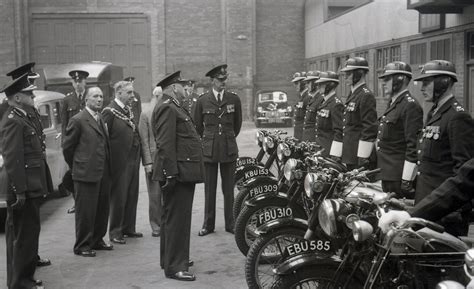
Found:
[62,87,113,257]
[194,64,242,236]
[1,73,52,289]
[152,71,204,281]
[5,62,53,268]
[314,71,344,157]
[292,72,309,141]
[376,62,423,196]
[61,69,89,214]
[302,71,323,142]
[103,80,142,244]
[340,57,378,170]
[124,76,142,127]
[413,60,474,236]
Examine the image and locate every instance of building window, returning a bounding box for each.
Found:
[430,38,451,61]
[410,43,427,65]
[320,59,329,71]
[355,51,368,60]
[469,32,474,61]
[419,14,445,33]
[324,0,373,22]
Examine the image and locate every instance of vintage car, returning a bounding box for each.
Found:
[254,90,293,127]
[0,90,68,229]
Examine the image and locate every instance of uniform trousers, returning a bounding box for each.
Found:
[202,161,235,231]
[144,172,162,232]
[109,145,141,239]
[73,169,110,252]
[6,197,41,289]
[160,181,195,275]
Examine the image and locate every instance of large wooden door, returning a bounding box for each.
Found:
[30,14,151,99]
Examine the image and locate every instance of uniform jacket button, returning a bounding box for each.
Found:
[417,161,421,165]
[417,172,421,176]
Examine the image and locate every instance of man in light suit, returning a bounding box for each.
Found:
[63,87,113,257]
[103,81,142,244]
[138,86,163,237]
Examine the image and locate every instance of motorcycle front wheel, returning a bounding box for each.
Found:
[272,264,364,289]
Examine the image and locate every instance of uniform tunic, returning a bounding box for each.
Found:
[293,89,309,141]
[376,91,423,191]
[183,92,199,119]
[341,84,378,166]
[315,93,344,157]
[61,91,85,137]
[302,92,323,142]
[415,96,474,203]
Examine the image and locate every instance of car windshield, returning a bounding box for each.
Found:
[258,101,288,110]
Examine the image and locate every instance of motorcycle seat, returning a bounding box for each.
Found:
[417,228,469,252]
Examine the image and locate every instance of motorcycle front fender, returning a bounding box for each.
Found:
[244,191,289,207]
[273,253,340,275]
[255,217,308,235]
[235,165,273,185]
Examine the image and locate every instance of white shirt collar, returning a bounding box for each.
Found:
[351,82,366,94]
[390,89,408,105]
[114,98,126,109]
[434,93,454,114]
[85,106,98,120]
[212,88,223,101]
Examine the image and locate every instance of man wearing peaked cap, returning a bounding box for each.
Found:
[413,60,474,236]
[194,64,242,236]
[61,69,89,214]
[0,73,52,289]
[123,76,142,126]
[151,71,204,281]
[292,71,309,141]
[5,62,55,269]
[376,61,423,197]
[314,71,344,157]
[340,57,378,170]
[183,80,199,118]
[302,71,323,142]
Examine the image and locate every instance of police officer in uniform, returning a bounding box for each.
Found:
[152,71,204,281]
[376,62,423,196]
[61,70,89,214]
[292,72,308,141]
[5,62,53,268]
[314,71,344,157]
[183,80,199,118]
[340,57,378,169]
[413,60,474,235]
[123,76,142,126]
[302,71,323,142]
[1,73,53,289]
[194,64,242,236]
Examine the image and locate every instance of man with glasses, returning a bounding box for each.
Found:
[194,64,242,236]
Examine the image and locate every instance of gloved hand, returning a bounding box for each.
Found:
[330,156,342,163]
[401,180,414,195]
[144,164,153,177]
[161,177,176,193]
[378,210,411,233]
[357,157,370,168]
[11,192,26,210]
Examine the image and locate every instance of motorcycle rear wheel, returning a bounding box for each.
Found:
[245,227,305,289]
[272,264,364,289]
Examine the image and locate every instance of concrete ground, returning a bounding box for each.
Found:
[0,121,293,289]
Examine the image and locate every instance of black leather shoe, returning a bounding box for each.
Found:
[225,228,234,234]
[198,228,214,237]
[93,242,114,251]
[67,206,75,214]
[37,257,51,267]
[74,250,96,257]
[152,229,160,237]
[123,232,143,238]
[166,271,196,281]
[188,259,194,267]
[110,237,126,244]
[30,279,43,286]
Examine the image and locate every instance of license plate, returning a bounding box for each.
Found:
[244,168,269,180]
[236,158,256,167]
[256,207,292,227]
[285,240,332,257]
[248,183,278,198]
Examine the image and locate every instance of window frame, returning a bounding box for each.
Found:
[323,0,373,22]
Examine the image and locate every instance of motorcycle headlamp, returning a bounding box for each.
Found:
[277,143,291,161]
[283,158,298,181]
[352,220,373,242]
[255,131,261,146]
[263,136,274,153]
[318,199,339,237]
[465,249,474,276]
[304,173,320,198]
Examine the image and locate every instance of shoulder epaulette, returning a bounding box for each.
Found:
[198,92,206,98]
[363,87,370,93]
[66,92,73,96]
[171,97,180,106]
[335,97,342,104]
[407,96,415,103]
[453,102,465,112]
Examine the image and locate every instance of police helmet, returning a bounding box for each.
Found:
[291,72,305,83]
[340,57,369,72]
[413,60,457,82]
[304,71,320,81]
[378,61,412,79]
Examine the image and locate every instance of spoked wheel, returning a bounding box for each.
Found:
[245,228,305,289]
[233,186,250,221]
[272,264,364,289]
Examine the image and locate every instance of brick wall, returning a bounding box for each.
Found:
[0,0,19,86]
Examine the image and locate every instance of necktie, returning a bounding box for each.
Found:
[217,93,221,104]
[426,104,437,122]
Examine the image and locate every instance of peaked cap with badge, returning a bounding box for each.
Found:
[69,70,89,81]
[205,64,228,80]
